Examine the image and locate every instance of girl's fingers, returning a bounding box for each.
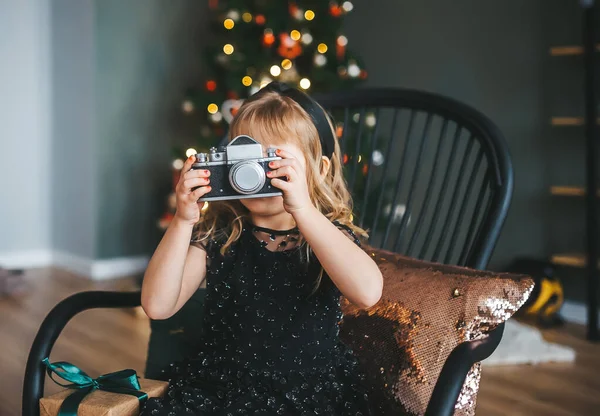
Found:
[268,159,295,170]
[181,154,196,173]
[183,169,211,180]
[271,150,303,171]
[274,148,294,159]
[183,177,210,192]
[191,185,212,200]
[270,178,291,191]
[267,166,295,181]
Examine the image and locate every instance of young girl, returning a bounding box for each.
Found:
[140,82,383,415]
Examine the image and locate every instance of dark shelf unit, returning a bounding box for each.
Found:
[582,2,599,341]
[549,2,599,340]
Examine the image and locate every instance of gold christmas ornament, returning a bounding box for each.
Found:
[242,76,253,86]
[207,103,219,114]
[224,18,235,29]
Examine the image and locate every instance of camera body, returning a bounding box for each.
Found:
[192,135,282,202]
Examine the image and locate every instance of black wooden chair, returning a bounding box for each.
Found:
[314,88,513,415]
[23,88,513,416]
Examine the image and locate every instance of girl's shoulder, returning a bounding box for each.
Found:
[331,220,363,247]
[190,225,229,254]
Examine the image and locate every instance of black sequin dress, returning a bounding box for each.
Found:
[141,222,372,416]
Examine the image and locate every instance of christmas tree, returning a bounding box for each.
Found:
[159,0,366,230]
[178,0,365,156]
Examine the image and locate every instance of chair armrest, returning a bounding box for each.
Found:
[22,290,141,416]
[425,323,505,416]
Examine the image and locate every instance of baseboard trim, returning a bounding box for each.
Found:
[0,250,53,269]
[53,251,94,277]
[90,256,148,280]
[561,300,600,325]
[0,249,148,280]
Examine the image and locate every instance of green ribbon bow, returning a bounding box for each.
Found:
[42,358,148,416]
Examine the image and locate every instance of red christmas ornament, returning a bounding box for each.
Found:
[255,14,266,25]
[362,164,369,176]
[289,2,299,18]
[277,33,302,59]
[209,0,218,10]
[343,154,349,165]
[206,80,217,91]
[359,70,368,80]
[336,125,344,138]
[227,91,238,99]
[329,3,343,17]
[263,31,275,47]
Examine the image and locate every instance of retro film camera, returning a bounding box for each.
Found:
[192,135,282,201]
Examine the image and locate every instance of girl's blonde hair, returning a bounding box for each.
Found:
[194,88,367,262]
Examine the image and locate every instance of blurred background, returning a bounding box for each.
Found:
[1,1,599,415]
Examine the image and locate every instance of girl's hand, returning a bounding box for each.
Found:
[174,155,211,225]
[267,148,312,213]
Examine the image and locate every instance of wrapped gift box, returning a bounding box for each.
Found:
[40,378,168,416]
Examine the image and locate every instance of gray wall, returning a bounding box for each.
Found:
[51,0,206,261]
[1,0,206,267]
[51,0,96,259]
[0,0,51,256]
[344,0,582,269]
[94,0,206,258]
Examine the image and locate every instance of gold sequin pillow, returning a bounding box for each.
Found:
[339,247,533,416]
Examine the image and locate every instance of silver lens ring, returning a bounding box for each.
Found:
[229,161,266,195]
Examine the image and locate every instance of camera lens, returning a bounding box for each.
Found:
[229,161,266,194]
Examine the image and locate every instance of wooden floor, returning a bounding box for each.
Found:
[2,268,599,416]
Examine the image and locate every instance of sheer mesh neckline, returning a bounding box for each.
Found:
[247,222,301,253]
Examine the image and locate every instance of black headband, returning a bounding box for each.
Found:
[262,81,336,158]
